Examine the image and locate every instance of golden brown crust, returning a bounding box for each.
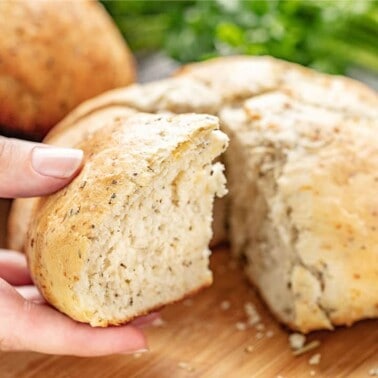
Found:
[0,0,135,139]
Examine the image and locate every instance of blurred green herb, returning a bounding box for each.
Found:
[101,0,378,74]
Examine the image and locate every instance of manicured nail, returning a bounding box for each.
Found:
[31,147,83,179]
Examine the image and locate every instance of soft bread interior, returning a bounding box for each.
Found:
[75,128,227,326]
[222,92,378,332]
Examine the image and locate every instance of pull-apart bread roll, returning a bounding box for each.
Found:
[221,92,378,333]
[26,113,228,326]
[7,77,222,252]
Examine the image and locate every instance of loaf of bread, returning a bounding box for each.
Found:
[8,55,378,332]
[0,0,135,140]
[178,56,378,332]
[25,113,228,326]
[221,92,378,332]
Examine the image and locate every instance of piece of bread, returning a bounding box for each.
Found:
[0,0,135,140]
[221,91,378,333]
[25,113,228,326]
[7,104,136,252]
[7,78,223,252]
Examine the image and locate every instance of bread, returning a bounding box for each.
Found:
[221,92,378,332]
[8,55,378,331]
[176,55,378,116]
[7,78,223,251]
[25,113,228,326]
[0,0,135,140]
[179,56,378,331]
[7,103,137,252]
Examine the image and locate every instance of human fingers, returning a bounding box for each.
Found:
[0,280,147,356]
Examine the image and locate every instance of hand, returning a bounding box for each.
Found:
[0,137,152,356]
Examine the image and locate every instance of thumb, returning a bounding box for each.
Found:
[0,136,83,198]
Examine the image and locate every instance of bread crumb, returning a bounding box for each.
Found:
[276,375,284,378]
[245,345,254,353]
[152,318,166,327]
[266,330,274,338]
[220,300,231,310]
[183,299,194,307]
[235,321,247,331]
[133,352,143,358]
[309,353,321,365]
[293,340,321,356]
[369,368,378,376]
[255,331,264,340]
[310,370,316,376]
[244,302,261,326]
[178,361,195,372]
[289,333,306,350]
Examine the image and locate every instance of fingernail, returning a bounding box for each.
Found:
[31,147,83,179]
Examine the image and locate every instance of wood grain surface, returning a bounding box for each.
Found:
[0,199,377,378]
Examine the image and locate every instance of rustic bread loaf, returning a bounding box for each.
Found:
[0,0,135,140]
[25,113,228,326]
[221,92,378,332]
[8,55,378,332]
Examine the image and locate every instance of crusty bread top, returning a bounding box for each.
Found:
[176,55,378,115]
[176,56,287,101]
[45,77,221,142]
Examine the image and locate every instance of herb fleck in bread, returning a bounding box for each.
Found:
[26,113,228,326]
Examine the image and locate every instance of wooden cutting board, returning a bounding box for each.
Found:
[0,198,377,378]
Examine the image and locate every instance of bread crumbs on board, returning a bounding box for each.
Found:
[308,353,321,365]
[289,333,306,350]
